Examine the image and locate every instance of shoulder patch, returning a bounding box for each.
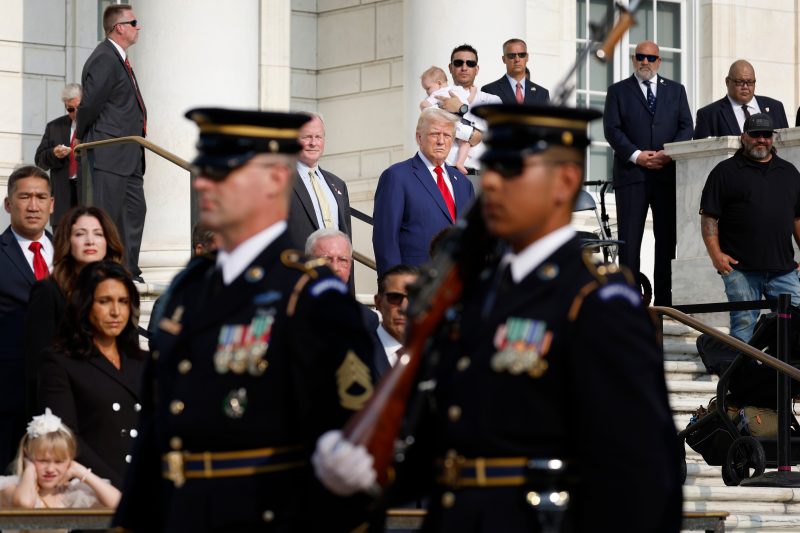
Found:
[597,283,641,307]
[310,277,348,297]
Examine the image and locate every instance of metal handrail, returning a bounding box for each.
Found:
[653,306,800,382]
[73,136,378,271]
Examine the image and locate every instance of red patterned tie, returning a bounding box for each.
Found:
[434,166,456,221]
[68,128,77,177]
[124,57,147,135]
[29,241,49,280]
[516,82,524,104]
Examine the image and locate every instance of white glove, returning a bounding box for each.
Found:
[312,430,377,496]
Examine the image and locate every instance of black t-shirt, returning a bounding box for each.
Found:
[700,149,800,272]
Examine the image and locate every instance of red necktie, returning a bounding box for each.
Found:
[434,166,456,221]
[515,82,524,104]
[68,128,77,177]
[124,57,147,135]
[29,242,49,280]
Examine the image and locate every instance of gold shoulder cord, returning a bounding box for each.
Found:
[281,250,329,316]
[571,251,637,320]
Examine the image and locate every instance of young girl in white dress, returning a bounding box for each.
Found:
[0,408,120,530]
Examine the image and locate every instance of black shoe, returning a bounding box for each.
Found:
[132,275,145,284]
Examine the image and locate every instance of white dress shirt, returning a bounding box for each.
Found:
[296,161,340,230]
[628,73,661,164]
[12,229,54,274]
[727,95,761,133]
[376,323,402,368]
[505,74,526,96]
[501,225,576,283]
[417,150,455,198]
[216,220,287,285]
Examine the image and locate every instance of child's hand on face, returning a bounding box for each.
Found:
[66,460,88,481]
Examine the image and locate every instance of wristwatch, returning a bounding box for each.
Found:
[457,103,469,116]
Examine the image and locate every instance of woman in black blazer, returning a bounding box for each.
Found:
[24,206,123,421]
[39,261,144,488]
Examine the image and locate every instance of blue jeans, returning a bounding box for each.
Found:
[722,269,800,342]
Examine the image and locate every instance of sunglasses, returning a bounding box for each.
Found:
[505,52,528,60]
[746,131,773,139]
[116,19,138,28]
[634,53,659,62]
[65,107,76,113]
[382,292,409,306]
[452,59,477,68]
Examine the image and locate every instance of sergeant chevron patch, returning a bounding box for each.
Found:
[336,351,373,410]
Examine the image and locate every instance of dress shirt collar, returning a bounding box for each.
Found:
[505,73,526,92]
[633,72,658,96]
[501,225,576,283]
[297,160,319,178]
[215,220,287,285]
[727,94,757,110]
[107,38,126,60]
[376,323,402,367]
[11,228,53,272]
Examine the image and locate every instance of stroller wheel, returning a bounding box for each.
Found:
[722,436,766,486]
[637,272,652,306]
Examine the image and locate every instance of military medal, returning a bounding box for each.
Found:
[230,326,249,374]
[246,314,274,376]
[491,318,552,378]
[214,324,237,374]
[223,388,248,418]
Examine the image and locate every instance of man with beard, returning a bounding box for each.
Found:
[603,40,693,306]
[700,113,800,342]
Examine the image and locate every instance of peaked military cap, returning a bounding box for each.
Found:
[186,107,311,173]
[473,104,602,164]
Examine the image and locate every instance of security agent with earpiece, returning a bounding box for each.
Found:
[113,108,375,532]
[313,104,683,532]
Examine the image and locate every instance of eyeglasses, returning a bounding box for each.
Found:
[452,59,478,68]
[65,107,76,113]
[116,19,138,28]
[634,53,660,62]
[382,292,409,306]
[728,78,756,88]
[505,52,528,60]
[746,130,773,139]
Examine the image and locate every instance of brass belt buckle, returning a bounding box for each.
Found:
[442,450,465,489]
[165,451,186,488]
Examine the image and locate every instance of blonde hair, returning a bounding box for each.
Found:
[11,423,76,476]
[420,66,448,85]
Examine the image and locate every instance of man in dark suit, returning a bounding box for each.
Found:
[77,4,147,281]
[372,265,418,380]
[695,59,789,138]
[0,165,54,472]
[481,38,550,105]
[289,114,351,247]
[35,83,82,232]
[373,107,475,275]
[604,40,693,306]
[113,108,375,532]
[314,103,683,532]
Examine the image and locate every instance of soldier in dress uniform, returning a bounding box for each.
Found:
[313,104,683,532]
[113,108,375,532]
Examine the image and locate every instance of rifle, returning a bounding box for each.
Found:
[343,0,643,488]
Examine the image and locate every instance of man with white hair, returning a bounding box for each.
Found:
[35,83,82,231]
[372,107,475,275]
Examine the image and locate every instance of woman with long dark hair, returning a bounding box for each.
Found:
[24,206,124,419]
[38,261,144,488]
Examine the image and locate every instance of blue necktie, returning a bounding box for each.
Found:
[643,80,656,115]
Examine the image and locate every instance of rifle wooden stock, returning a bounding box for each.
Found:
[596,9,636,62]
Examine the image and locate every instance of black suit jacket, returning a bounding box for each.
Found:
[603,75,693,187]
[0,227,51,415]
[288,168,352,247]
[38,348,144,488]
[35,114,80,227]
[481,76,550,105]
[695,95,789,138]
[77,39,147,176]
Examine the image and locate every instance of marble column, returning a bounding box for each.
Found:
[131,0,261,284]
[402,0,526,154]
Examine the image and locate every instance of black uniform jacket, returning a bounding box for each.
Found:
[38,347,144,488]
[396,237,682,533]
[114,230,375,532]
